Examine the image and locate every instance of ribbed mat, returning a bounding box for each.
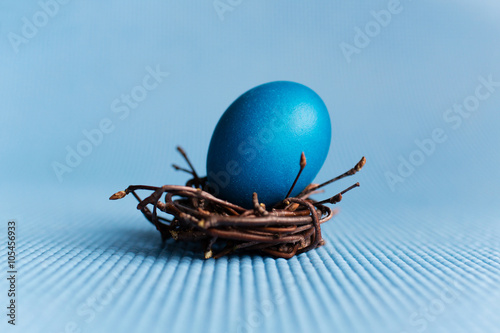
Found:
[2,196,499,333]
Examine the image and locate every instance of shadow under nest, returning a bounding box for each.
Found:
[110,147,365,259]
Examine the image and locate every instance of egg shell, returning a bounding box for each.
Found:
[206,81,331,209]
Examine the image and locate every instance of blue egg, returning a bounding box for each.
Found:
[206,81,331,208]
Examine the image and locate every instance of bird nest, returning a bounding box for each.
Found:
[110,147,365,259]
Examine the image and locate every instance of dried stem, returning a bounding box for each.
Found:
[176,146,201,187]
[172,164,194,175]
[300,156,365,196]
[285,152,307,199]
[314,182,360,206]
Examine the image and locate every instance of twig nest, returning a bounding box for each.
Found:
[110,149,365,259]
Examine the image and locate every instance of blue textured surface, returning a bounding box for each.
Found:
[207,81,331,208]
[1,1,500,333]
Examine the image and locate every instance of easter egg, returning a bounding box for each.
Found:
[206,81,331,209]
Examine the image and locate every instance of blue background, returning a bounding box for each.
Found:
[1,1,500,332]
